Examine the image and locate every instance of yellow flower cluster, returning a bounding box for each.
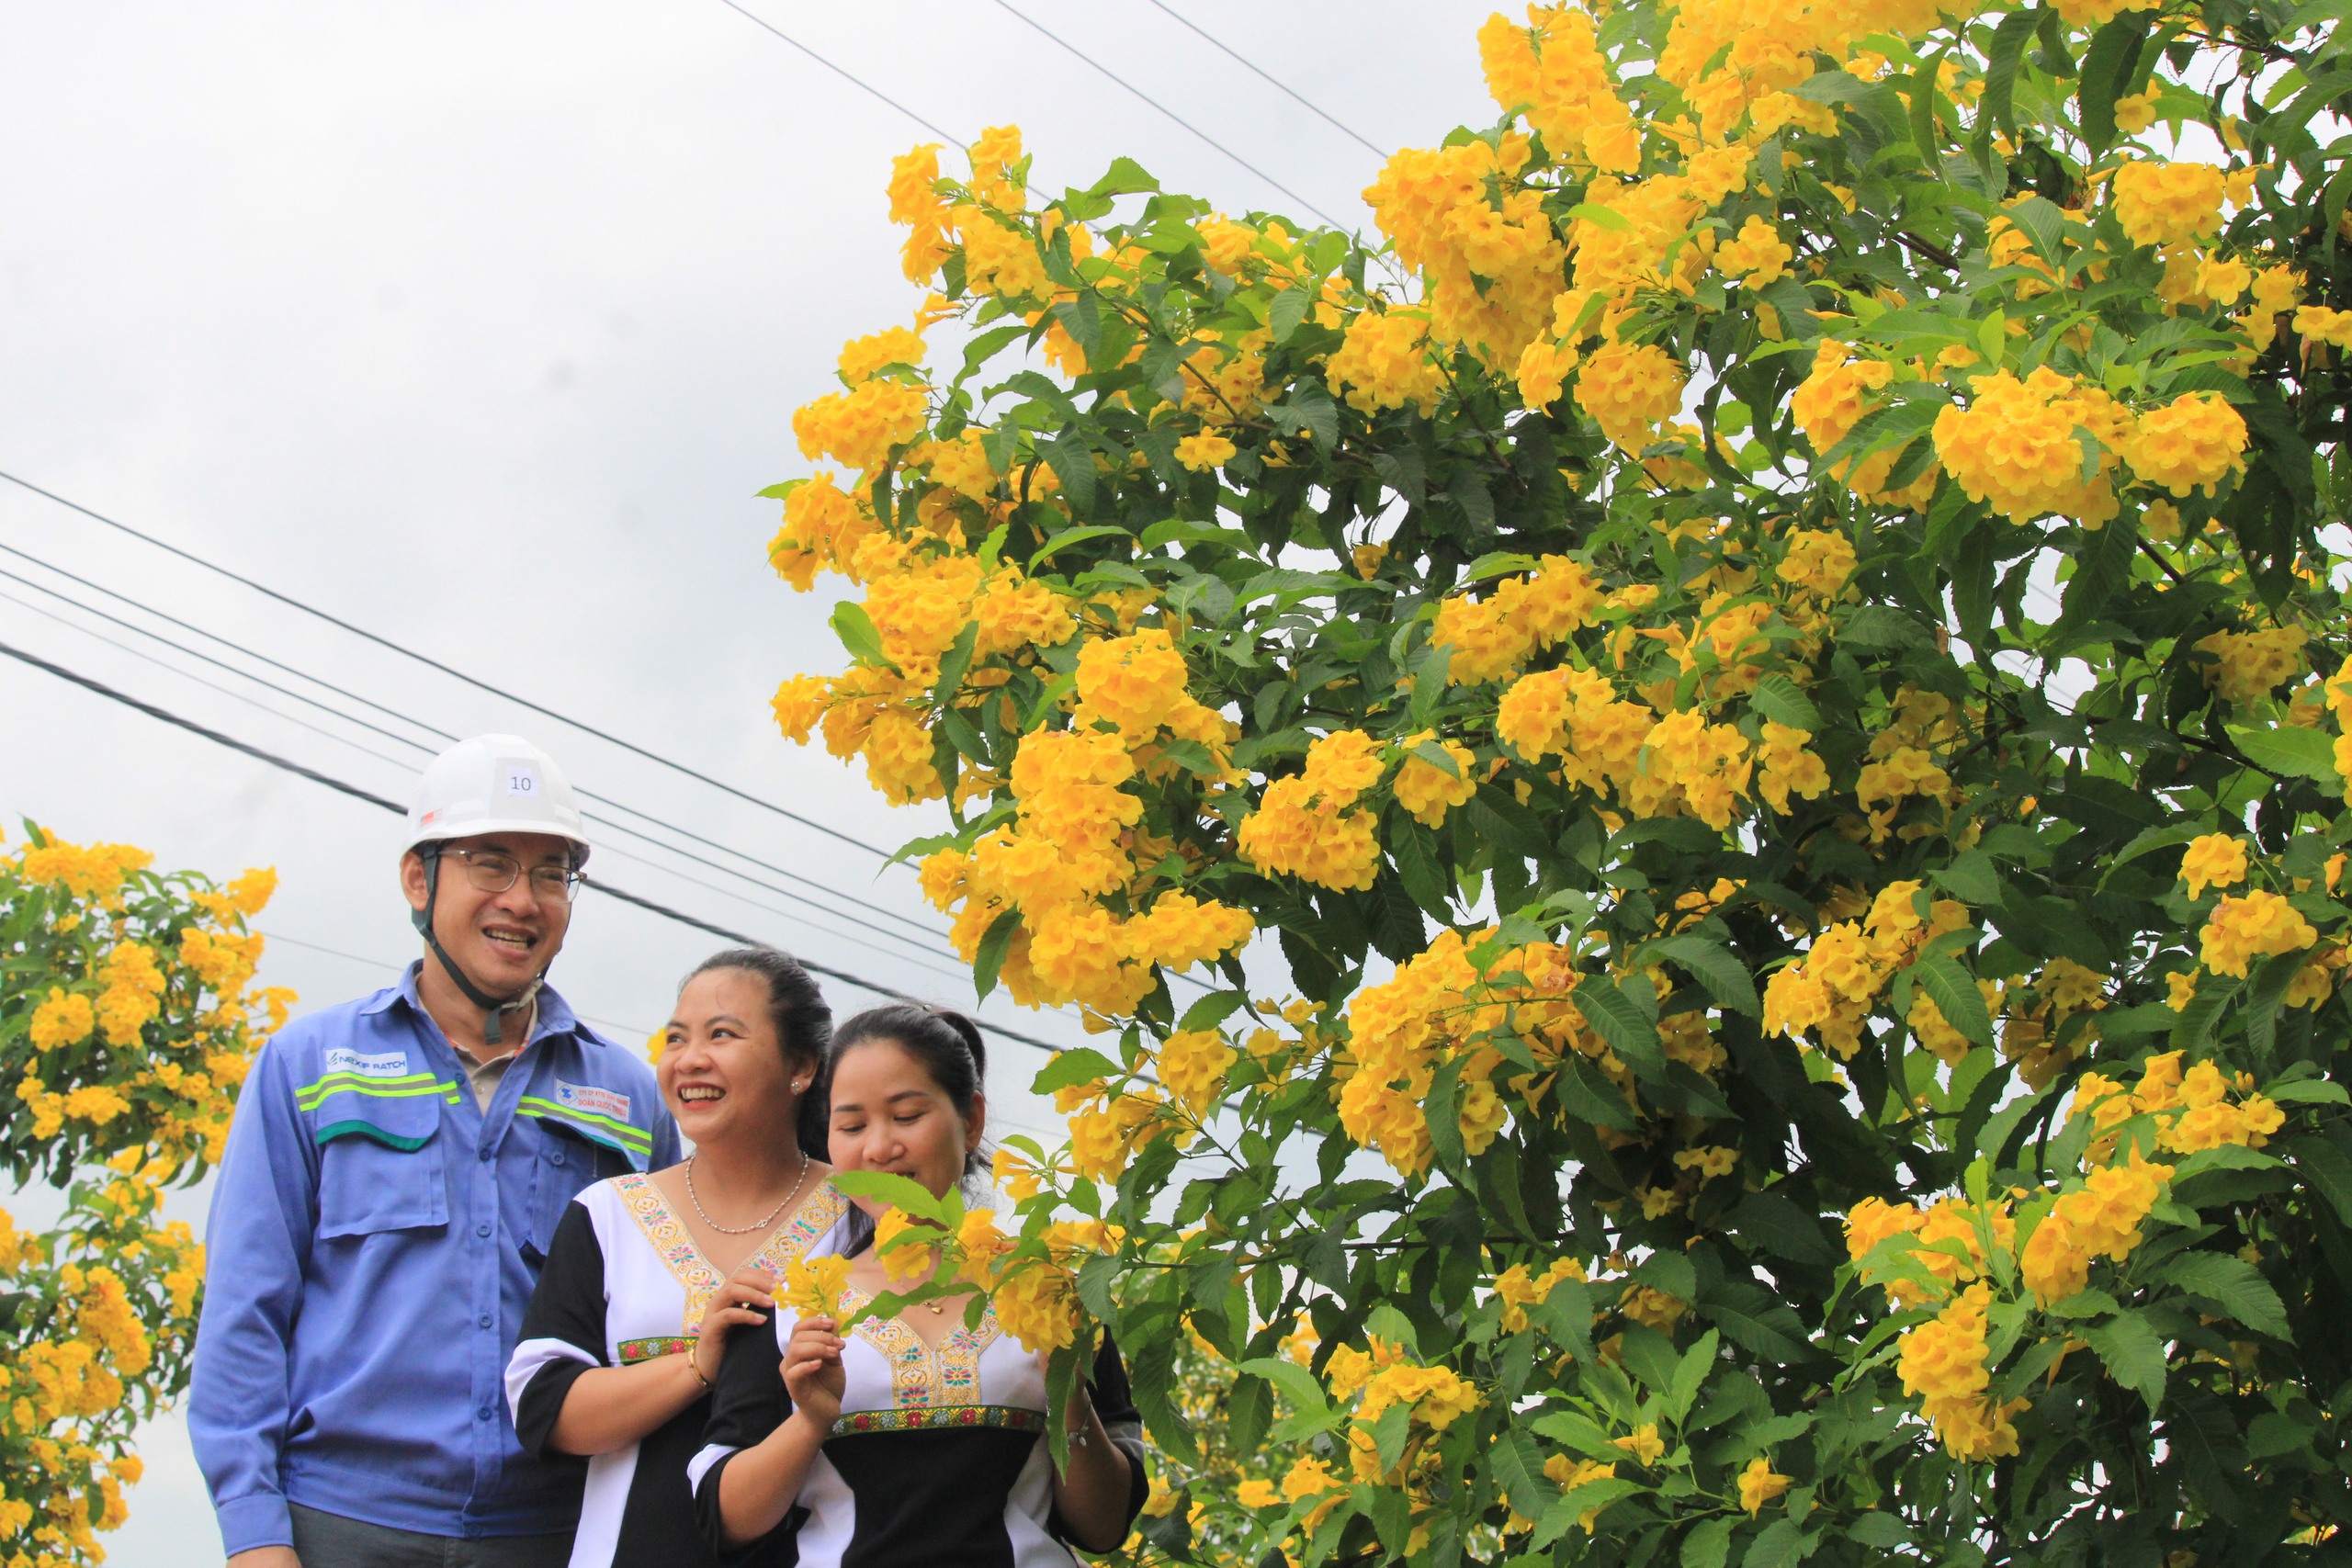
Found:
[1895,1283,2025,1461]
[1494,1256,1587,1333]
[2020,1149,2174,1305]
[1792,342,1937,506]
[2198,625,2303,705]
[2179,833,2247,899]
[1932,368,2130,525]
[1432,555,1601,684]
[1495,662,1766,829]
[2068,1051,2285,1164]
[2109,159,2227,249]
[1763,881,1970,1057]
[2199,888,2317,977]
[1237,730,1387,891]
[19,841,153,902]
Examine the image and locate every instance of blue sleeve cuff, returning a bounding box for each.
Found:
[216,1491,293,1556]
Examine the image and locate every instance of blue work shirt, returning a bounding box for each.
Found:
[189,965,679,1555]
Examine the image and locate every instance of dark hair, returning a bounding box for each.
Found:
[827,1004,989,1182]
[684,947,832,1159]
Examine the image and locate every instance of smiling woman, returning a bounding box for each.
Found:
[503,948,855,1568]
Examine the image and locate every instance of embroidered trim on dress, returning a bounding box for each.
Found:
[613,1173,850,1332]
[829,1404,1045,1438]
[839,1284,1001,1410]
[617,1336,695,1364]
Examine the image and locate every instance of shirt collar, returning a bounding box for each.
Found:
[367,960,585,1045]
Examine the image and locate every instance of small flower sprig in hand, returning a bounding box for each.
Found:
[829,1168,1093,1462]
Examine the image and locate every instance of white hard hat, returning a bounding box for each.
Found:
[406,734,592,863]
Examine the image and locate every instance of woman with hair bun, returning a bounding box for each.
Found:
[505,949,855,1566]
[692,1004,1148,1567]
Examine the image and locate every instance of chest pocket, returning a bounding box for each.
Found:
[302,1072,458,1240]
[516,1113,640,1263]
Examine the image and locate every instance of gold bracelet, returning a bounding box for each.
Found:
[686,1350,712,1390]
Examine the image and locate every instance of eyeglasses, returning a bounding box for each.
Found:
[440,847,583,904]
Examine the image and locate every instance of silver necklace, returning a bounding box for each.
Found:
[684,1148,810,1235]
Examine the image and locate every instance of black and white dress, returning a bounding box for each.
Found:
[506,1173,854,1568]
[689,1280,1148,1568]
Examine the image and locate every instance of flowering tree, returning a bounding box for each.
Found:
[763,0,2352,1557]
[1,828,287,1566]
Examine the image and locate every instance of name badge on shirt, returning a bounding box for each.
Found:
[553,1079,631,1122]
[323,1048,413,1078]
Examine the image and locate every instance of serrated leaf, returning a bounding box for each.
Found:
[1913,949,1994,1047]
[1490,1425,1554,1520]
[829,599,896,671]
[1681,1517,1734,1568]
[1750,672,1824,732]
[2085,1311,2168,1412]
[1640,933,1761,1015]
[1030,1046,1122,1096]
[1177,990,1250,1033]
[971,908,1021,1003]
[2228,723,2343,783]
[829,1168,954,1225]
[2160,1252,2290,1337]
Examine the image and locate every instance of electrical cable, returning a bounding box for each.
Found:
[258,929,652,1043]
[710,0,971,148]
[0,534,960,944]
[0,635,1073,1055]
[0,572,977,971]
[0,468,900,863]
[1137,0,1389,159]
[987,0,1351,231]
[0,493,1220,992]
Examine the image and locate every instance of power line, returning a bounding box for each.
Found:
[711,0,969,147]
[988,0,1351,232]
[0,483,1219,993]
[0,560,967,965]
[0,539,956,947]
[0,635,1073,1055]
[1138,0,1389,160]
[258,929,654,1043]
[0,468,899,863]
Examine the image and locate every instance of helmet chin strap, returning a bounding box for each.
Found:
[412,851,547,1050]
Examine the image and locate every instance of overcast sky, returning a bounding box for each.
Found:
[0,1,1495,1555]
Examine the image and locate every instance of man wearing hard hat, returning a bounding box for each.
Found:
[190,737,679,1567]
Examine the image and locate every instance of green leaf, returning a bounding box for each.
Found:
[1490,1425,1554,1520]
[1042,429,1097,515]
[1639,934,1761,1015]
[1029,524,1130,567]
[2286,1134,2352,1225]
[2084,1311,2168,1412]
[1681,1517,1734,1568]
[2005,195,2069,271]
[1912,950,1994,1047]
[1269,283,1315,344]
[2057,513,2138,631]
[933,619,980,705]
[1571,972,1664,1077]
[1030,1046,1122,1096]
[2076,13,2150,155]
[829,599,896,671]
[971,909,1021,1003]
[1982,8,2043,137]
[1742,1517,1806,1568]
[1749,673,1824,732]
[1177,990,1249,1033]
[1667,1328,1721,1423]
[2227,723,2343,783]
[829,1168,954,1225]
[1846,1514,1908,1548]
[1933,849,2001,907]
[2159,1252,2290,1337]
